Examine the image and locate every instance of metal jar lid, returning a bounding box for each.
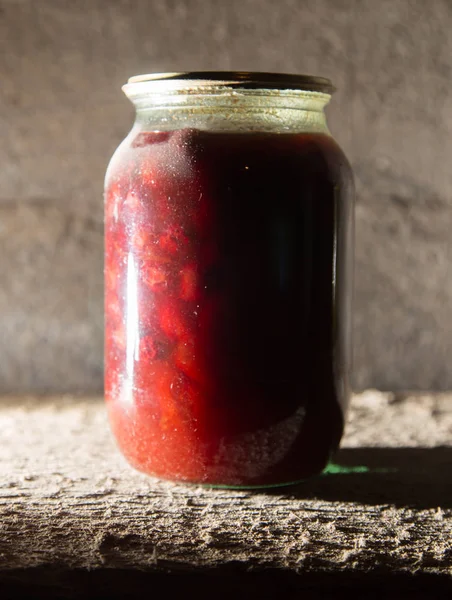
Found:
[126,71,335,94]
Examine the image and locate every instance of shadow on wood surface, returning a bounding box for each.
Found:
[1,567,451,600]
[278,447,452,509]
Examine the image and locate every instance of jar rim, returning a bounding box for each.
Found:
[126,71,335,94]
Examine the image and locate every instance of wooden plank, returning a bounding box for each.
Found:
[0,392,451,580]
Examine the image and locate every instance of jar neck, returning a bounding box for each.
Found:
[124,86,331,134]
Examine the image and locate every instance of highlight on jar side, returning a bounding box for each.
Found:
[104,72,354,488]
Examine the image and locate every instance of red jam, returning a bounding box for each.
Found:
[105,128,353,487]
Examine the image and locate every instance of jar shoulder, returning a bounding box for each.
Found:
[104,126,140,191]
[312,134,354,189]
[104,128,354,200]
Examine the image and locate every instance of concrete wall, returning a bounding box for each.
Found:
[1,0,452,392]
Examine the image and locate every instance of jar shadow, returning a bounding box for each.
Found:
[262,447,452,509]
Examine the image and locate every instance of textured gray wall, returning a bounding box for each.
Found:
[1,0,452,393]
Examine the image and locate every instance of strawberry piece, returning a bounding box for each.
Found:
[106,291,122,322]
[173,339,206,386]
[159,299,191,340]
[108,325,126,351]
[130,228,154,254]
[134,236,173,266]
[104,257,125,293]
[139,335,158,363]
[123,190,141,212]
[137,361,194,433]
[132,131,172,147]
[159,233,178,255]
[179,263,198,302]
[159,224,190,255]
[141,264,168,291]
[137,291,157,331]
[105,221,127,262]
[170,371,204,422]
[136,360,174,395]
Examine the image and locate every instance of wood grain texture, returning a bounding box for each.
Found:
[0,392,451,580]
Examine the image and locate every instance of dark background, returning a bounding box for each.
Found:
[1,0,452,393]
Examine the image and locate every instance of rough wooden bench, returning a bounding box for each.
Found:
[1,392,451,598]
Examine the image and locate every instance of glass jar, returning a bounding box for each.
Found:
[104,72,354,488]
